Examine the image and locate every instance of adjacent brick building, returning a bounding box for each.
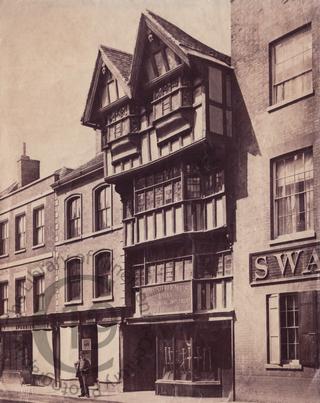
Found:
[232,0,320,401]
[51,151,126,393]
[0,147,57,385]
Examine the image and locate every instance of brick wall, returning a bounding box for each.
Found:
[231,0,320,401]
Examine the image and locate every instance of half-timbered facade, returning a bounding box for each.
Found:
[82,10,234,398]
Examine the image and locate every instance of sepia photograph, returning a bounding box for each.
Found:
[0,0,319,402]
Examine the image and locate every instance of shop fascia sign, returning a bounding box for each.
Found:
[250,242,320,285]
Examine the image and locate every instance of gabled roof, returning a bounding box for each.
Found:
[81,46,133,127]
[0,181,18,198]
[52,153,104,189]
[146,10,231,66]
[100,45,132,82]
[130,10,231,95]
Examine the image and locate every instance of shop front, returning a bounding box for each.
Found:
[124,319,233,397]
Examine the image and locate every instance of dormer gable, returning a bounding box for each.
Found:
[82,46,133,128]
[130,10,231,96]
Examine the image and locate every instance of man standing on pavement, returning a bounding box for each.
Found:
[75,351,91,398]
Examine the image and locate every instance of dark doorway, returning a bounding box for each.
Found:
[79,325,98,386]
[124,325,156,391]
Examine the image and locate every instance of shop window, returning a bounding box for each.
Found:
[271,25,312,105]
[0,221,8,256]
[33,206,44,246]
[94,251,112,298]
[66,196,81,239]
[66,258,81,302]
[15,214,26,251]
[273,148,313,237]
[95,186,112,231]
[33,275,45,313]
[15,278,26,314]
[158,327,227,383]
[0,282,8,315]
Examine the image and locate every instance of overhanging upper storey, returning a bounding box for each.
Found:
[81,10,233,182]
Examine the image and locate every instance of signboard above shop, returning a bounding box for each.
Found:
[249,242,320,285]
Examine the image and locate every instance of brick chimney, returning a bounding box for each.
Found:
[17,143,40,187]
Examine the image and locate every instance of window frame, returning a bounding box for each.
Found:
[33,274,45,313]
[33,205,45,247]
[0,282,8,316]
[271,148,314,240]
[269,23,313,107]
[15,277,26,315]
[0,220,9,257]
[267,293,301,368]
[65,195,82,240]
[93,185,112,232]
[15,213,26,251]
[93,250,113,301]
[65,257,83,304]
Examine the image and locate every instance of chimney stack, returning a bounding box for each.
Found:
[17,143,40,187]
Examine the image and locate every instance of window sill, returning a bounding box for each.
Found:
[14,248,26,255]
[64,300,83,306]
[62,236,82,245]
[32,243,45,250]
[270,230,315,246]
[267,90,314,113]
[92,296,113,303]
[0,254,9,259]
[265,363,302,371]
[0,314,9,319]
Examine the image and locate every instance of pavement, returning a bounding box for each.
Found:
[0,383,254,403]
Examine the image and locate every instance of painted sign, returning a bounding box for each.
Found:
[82,338,91,351]
[140,281,192,316]
[250,242,320,285]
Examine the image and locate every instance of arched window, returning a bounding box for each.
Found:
[66,258,81,302]
[94,186,111,231]
[66,196,81,239]
[94,251,112,298]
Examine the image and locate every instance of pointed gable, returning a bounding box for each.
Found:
[82,46,133,128]
[130,10,231,95]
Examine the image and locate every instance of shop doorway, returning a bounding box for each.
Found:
[124,325,156,391]
[79,325,98,386]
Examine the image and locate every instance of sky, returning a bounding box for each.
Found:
[0,0,230,190]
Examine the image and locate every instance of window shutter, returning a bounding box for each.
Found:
[268,294,280,364]
[299,291,318,367]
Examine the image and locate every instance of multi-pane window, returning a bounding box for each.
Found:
[273,149,313,237]
[271,25,312,104]
[95,186,111,231]
[33,207,44,246]
[66,259,81,302]
[67,197,81,239]
[145,37,181,82]
[94,251,112,298]
[33,275,45,313]
[100,66,125,108]
[15,214,26,251]
[15,278,26,314]
[134,256,193,287]
[280,294,299,363]
[268,293,299,365]
[0,282,8,316]
[0,221,8,256]
[135,166,182,213]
